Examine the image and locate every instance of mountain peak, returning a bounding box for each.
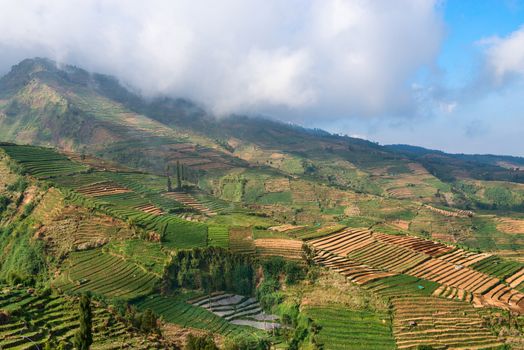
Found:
[0,57,93,96]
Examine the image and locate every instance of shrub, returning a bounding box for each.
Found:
[0,195,10,213]
[185,334,218,350]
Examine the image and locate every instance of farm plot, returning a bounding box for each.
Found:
[314,250,397,285]
[373,232,453,257]
[478,283,524,313]
[391,296,503,349]
[53,248,158,300]
[406,258,500,294]
[208,225,229,248]
[0,286,163,349]
[189,292,279,330]
[363,274,439,298]
[496,217,524,234]
[470,255,524,280]
[134,294,256,336]
[506,268,524,291]
[193,192,237,213]
[229,227,256,254]
[303,306,395,350]
[254,238,303,261]
[295,224,347,240]
[346,240,429,273]
[76,181,132,197]
[431,285,479,305]
[307,227,375,256]
[37,206,134,256]
[424,204,474,218]
[439,248,492,267]
[164,192,217,216]
[1,145,89,178]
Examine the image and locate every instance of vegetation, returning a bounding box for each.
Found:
[3,57,524,349]
[73,293,93,350]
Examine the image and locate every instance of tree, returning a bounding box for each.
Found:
[73,294,93,350]
[166,165,173,192]
[176,160,182,190]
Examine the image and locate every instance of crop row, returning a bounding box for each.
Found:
[53,249,158,300]
[407,258,500,294]
[373,232,452,257]
[308,228,375,256]
[134,294,254,336]
[254,238,303,261]
[347,240,429,273]
[303,306,396,350]
[208,225,229,248]
[391,296,502,349]
[314,250,397,285]
[471,255,524,280]
[0,286,159,349]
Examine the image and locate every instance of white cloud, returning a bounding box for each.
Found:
[480,26,524,85]
[0,0,444,119]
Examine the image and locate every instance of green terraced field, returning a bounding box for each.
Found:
[134,294,254,336]
[471,255,524,280]
[108,240,168,276]
[62,189,208,249]
[303,306,395,350]
[1,145,89,178]
[0,286,161,349]
[363,274,440,298]
[53,248,158,300]
[208,225,230,248]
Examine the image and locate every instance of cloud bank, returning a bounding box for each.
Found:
[0,0,444,120]
[481,25,524,86]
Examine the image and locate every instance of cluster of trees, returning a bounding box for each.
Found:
[257,257,305,311]
[162,247,254,295]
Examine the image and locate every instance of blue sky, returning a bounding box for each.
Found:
[320,0,524,156]
[0,0,523,156]
[440,0,523,87]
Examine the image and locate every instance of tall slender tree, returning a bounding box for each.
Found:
[165,165,173,192]
[176,160,182,190]
[73,293,93,350]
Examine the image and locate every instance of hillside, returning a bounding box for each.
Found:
[1,58,524,349]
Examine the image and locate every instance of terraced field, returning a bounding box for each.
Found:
[303,306,395,350]
[0,287,163,349]
[314,250,397,285]
[506,268,524,290]
[307,227,375,256]
[229,227,256,254]
[1,145,89,178]
[76,181,132,197]
[363,274,439,298]
[207,225,229,248]
[496,217,524,234]
[439,248,492,267]
[374,232,453,256]
[164,192,217,216]
[53,248,158,300]
[470,255,524,280]
[189,292,279,330]
[392,296,503,349]
[346,240,429,273]
[134,294,256,336]
[424,204,474,218]
[254,238,303,261]
[406,258,500,294]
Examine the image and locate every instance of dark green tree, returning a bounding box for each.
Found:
[176,160,182,190]
[73,294,93,350]
[166,165,173,192]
